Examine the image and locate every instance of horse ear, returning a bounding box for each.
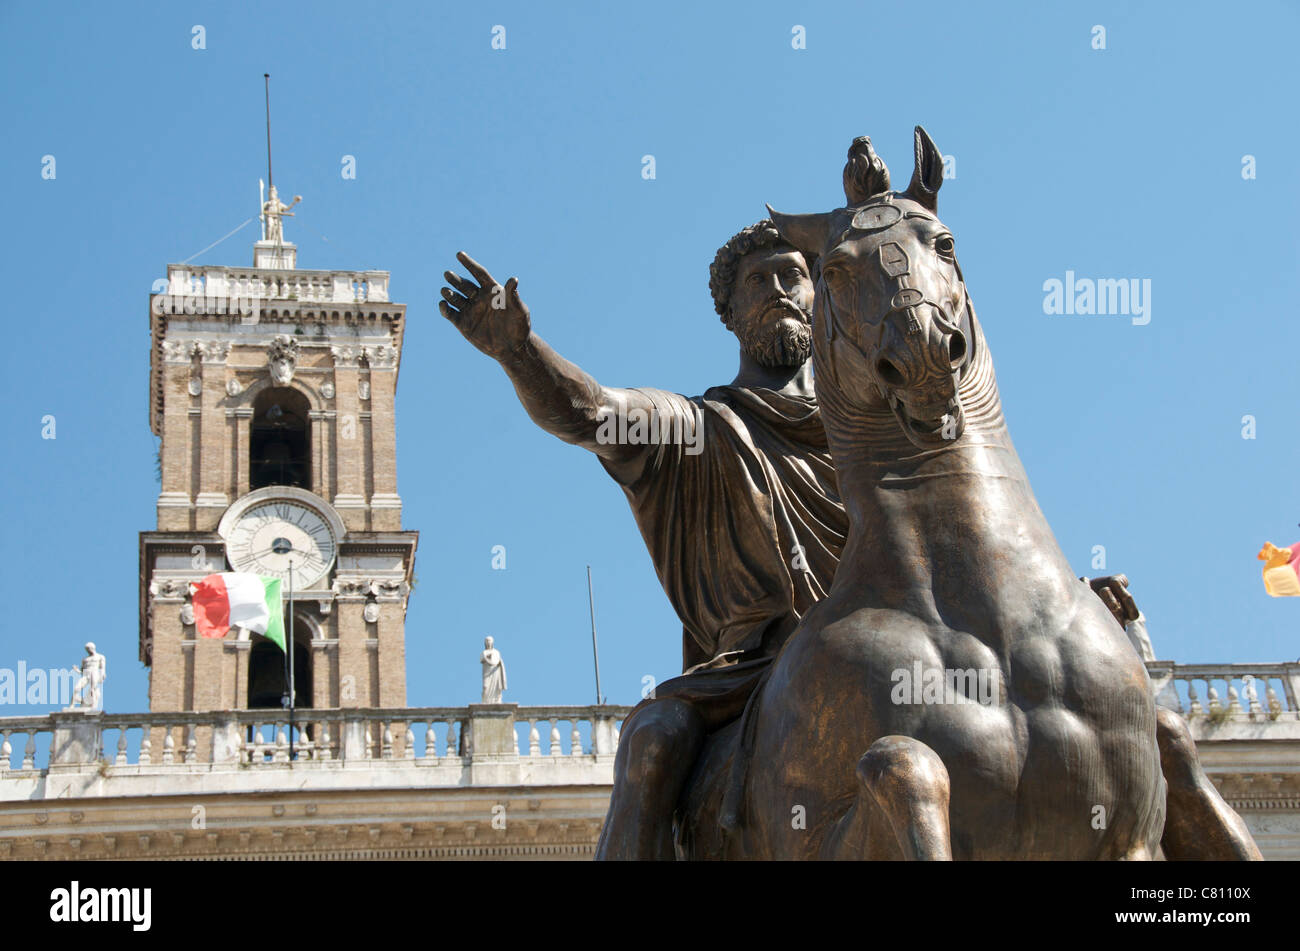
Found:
[766,204,834,258]
[904,125,943,211]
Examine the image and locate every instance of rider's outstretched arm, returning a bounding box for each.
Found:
[440,252,654,472]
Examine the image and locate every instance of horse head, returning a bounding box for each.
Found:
[770,127,988,452]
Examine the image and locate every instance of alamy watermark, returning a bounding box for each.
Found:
[1042,271,1151,326]
[151,291,262,322]
[595,395,702,456]
[891,662,999,706]
[0,662,78,706]
[50,882,151,931]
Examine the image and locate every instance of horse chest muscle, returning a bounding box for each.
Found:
[770,596,1153,818]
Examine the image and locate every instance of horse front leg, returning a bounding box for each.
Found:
[822,735,953,860]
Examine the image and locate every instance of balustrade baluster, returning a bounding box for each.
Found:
[550,721,561,756]
[184,724,198,763]
[22,733,36,770]
[404,724,415,760]
[319,722,332,761]
[116,729,128,766]
[162,726,175,764]
[529,720,540,757]
[423,724,435,761]
[382,723,393,759]
[1187,681,1202,716]
[275,724,289,763]
[1281,675,1300,720]
[1266,683,1283,719]
[571,722,583,756]
[1245,677,1262,717]
[0,731,9,774]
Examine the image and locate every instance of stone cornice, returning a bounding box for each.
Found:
[0,785,610,861]
[149,291,406,437]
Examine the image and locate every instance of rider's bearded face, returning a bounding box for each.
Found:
[728,247,815,369]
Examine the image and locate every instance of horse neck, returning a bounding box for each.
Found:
[820,330,1078,630]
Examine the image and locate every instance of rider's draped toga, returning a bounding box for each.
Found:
[599,384,847,730]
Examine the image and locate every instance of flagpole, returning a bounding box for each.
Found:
[587,565,605,705]
[264,73,273,192]
[288,558,296,761]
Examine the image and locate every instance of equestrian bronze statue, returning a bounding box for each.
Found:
[436,129,1259,859]
[672,127,1260,860]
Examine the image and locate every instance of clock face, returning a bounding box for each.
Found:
[224,499,337,590]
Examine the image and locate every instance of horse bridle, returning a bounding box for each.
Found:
[817,200,972,391]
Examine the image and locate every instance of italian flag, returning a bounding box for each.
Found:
[1259,541,1300,598]
[190,573,285,650]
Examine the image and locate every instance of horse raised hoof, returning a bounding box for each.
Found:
[851,735,952,860]
[1156,707,1263,860]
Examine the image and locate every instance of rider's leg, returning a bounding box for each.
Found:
[1156,706,1262,860]
[595,697,705,860]
[835,735,952,860]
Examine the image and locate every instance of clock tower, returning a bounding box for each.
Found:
[140,196,418,723]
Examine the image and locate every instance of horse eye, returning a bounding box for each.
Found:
[936,235,955,255]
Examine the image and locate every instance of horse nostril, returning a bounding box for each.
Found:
[876,358,905,386]
[948,331,967,370]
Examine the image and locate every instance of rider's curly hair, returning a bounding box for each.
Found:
[709,219,805,325]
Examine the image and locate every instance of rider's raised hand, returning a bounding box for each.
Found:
[440,251,531,360]
[1081,573,1140,628]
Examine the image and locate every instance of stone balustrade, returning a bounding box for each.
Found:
[0,704,632,798]
[2,675,1299,859]
[0,704,635,861]
[1145,661,1300,733]
[162,263,390,305]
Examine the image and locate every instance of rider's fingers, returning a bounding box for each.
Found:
[438,299,466,325]
[444,271,477,295]
[456,251,495,288]
[1116,585,1139,622]
[1098,589,1123,625]
[440,286,469,308]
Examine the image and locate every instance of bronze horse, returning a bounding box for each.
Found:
[679,128,1177,859]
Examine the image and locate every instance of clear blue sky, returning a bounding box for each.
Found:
[1,0,1297,714]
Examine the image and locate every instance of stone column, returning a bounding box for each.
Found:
[309,409,327,501]
[331,346,365,532]
[195,340,232,531]
[147,580,188,713]
[334,581,369,709]
[158,341,195,531]
[374,592,408,707]
[191,639,226,712]
[367,344,401,531]
[232,406,253,500]
[229,640,250,709]
[147,579,188,759]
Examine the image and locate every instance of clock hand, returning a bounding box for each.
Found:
[241,544,319,564]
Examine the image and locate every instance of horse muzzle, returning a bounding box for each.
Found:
[874,302,969,448]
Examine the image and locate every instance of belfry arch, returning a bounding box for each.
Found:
[250,386,311,490]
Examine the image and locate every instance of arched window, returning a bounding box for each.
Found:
[250,387,311,490]
[246,631,313,710]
